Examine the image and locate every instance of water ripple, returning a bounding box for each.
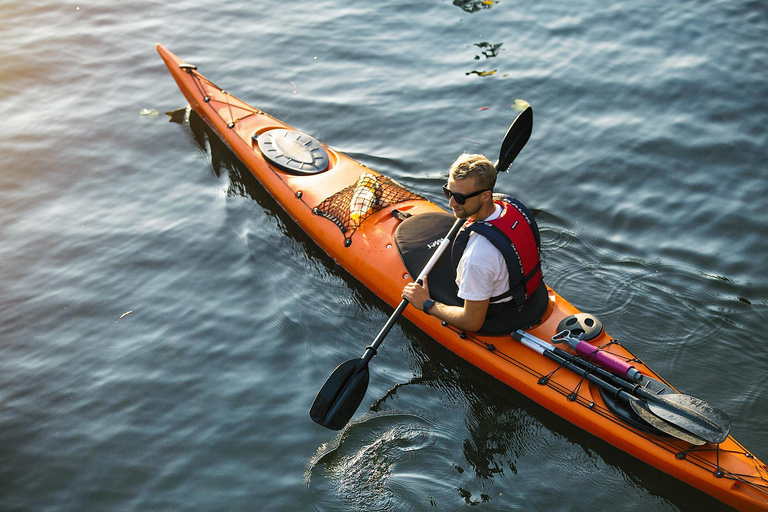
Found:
[306,413,445,512]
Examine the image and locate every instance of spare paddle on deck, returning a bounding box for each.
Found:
[310,108,535,430]
[551,342,732,444]
[513,330,731,444]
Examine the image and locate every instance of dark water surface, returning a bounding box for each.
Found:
[1,1,766,510]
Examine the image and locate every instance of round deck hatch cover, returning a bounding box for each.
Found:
[556,313,603,341]
[257,129,329,174]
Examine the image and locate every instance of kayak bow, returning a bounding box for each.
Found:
[157,44,768,511]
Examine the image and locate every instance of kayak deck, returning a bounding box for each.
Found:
[157,44,768,511]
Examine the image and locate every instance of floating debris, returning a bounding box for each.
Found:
[291,81,297,94]
[511,99,531,111]
[140,108,159,118]
[116,310,134,322]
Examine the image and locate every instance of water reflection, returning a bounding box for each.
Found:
[474,41,503,60]
[465,69,497,77]
[453,0,497,13]
[467,43,501,76]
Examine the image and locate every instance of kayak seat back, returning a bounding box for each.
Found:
[395,212,463,307]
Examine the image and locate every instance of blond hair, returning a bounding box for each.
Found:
[448,154,496,190]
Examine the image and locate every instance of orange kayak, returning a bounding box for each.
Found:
[157,44,768,511]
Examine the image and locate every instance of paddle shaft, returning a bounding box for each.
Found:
[360,217,464,366]
[550,344,670,402]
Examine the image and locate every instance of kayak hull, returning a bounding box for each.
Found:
[157,44,768,511]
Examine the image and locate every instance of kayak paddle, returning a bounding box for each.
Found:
[494,106,533,172]
[310,217,463,430]
[513,330,731,444]
[310,109,535,430]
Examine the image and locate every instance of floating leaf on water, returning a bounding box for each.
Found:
[466,70,497,77]
[511,99,531,111]
[140,108,159,118]
[477,106,489,111]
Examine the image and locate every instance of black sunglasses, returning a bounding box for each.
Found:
[442,184,491,205]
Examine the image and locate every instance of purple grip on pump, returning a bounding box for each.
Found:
[572,339,635,378]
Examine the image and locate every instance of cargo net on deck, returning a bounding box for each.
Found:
[314,173,424,245]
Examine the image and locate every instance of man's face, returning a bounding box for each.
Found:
[446,176,486,219]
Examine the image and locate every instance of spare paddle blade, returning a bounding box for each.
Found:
[310,358,370,431]
[629,397,706,445]
[645,394,731,445]
[495,106,533,172]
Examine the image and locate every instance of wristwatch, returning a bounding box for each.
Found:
[422,299,436,314]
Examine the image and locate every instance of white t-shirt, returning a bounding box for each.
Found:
[455,204,512,304]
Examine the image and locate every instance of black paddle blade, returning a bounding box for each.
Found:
[495,106,533,172]
[310,359,370,431]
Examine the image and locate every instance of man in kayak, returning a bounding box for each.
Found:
[402,154,548,335]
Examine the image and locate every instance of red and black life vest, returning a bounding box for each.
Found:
[451,195,542,307]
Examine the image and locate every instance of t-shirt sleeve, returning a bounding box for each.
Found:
[455,235,506,301]
[457,260,497,300]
